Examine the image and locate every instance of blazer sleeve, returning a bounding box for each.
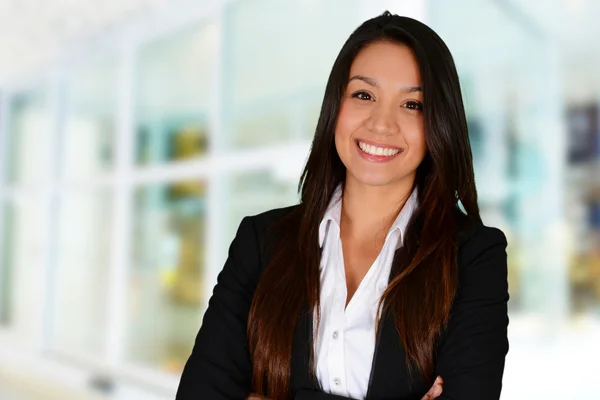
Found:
[176,216,262,399]
[434,226,509,400]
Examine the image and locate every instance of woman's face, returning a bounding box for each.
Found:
[335,40,427,189]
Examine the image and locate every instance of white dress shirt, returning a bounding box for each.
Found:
[314,185,418,400]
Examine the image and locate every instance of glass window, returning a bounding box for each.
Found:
[126,179,207,373]
[4,89,52,185]
[62,59,117,179]
[222,0,361,148]
[0,201,15,325]
[0,200,48,338]
[135,23,217,165]
[50,191,113,356]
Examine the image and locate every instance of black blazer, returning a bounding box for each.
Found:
[176,205,509,400]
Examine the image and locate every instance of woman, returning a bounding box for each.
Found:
[176,11,509,400]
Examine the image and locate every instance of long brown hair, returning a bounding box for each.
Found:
[247,12,480,399]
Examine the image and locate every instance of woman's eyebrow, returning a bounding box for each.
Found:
[401,85,423,93]
[349,74,379,87]
[348,75,422,93]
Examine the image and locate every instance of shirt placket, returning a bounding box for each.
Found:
[327,282,347,394]
[327,236,348,396]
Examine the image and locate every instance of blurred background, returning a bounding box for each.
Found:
[0,0,599,398]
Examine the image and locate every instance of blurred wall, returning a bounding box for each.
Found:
[0,0,599,399]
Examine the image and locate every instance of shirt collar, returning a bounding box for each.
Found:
[318,185,343,247]
[318,184,419,249]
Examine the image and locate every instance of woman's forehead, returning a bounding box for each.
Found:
[349,41,422,86]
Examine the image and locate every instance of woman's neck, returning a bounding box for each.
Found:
[340,177,415,243]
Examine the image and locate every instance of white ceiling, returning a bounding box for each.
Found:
[0,0,174,84]
[510,0,600,44]
[0,0,598,98]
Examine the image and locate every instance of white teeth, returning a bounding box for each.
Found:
[358,141,400,157]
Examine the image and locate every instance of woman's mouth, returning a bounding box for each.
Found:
[355,139,403,162]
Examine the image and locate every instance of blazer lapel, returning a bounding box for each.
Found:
[364,252,428,400]
[364,310,385,399]
[365,310,426,399]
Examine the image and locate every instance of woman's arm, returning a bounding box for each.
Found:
[434,226,509,400]
[176,217,262,399]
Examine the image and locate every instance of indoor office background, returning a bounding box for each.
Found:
[0,0,598,399]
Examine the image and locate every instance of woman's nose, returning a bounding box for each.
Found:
[365,104,399,135]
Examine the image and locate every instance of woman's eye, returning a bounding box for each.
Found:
[403,101,423,111]
[351,91,373,101]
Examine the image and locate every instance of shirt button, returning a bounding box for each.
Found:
[333,378,341,386]
[332,330,338,339]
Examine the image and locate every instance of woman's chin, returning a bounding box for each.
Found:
[346,168,417,189]
[348,172,397,188]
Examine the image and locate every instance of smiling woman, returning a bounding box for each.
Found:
[336,41,427,189]
[176,11,508,400]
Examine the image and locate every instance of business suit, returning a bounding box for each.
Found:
[176,205,509,400]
